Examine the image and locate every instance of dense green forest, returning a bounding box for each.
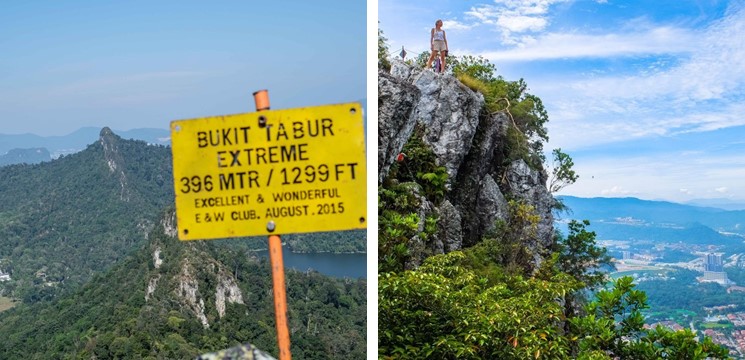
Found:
[377,33,729,359]
[0,210,366,359]
[0,129,366,305]
[0,130,173,302]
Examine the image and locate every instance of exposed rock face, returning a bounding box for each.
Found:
[215,273,245,318]
[177,259,210,329]
[145,274,160,301]
[379,60,556,268]
[506,159,555,251]
[378,71,420,183]
[153,246,163,269]
[99,127,130,201]
[147,211,247,328]
[162,211,178,238]
[435,200,463,253]
[380,61,484,183]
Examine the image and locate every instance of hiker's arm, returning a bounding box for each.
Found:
[443,31,448,50]
[430,28,434,50]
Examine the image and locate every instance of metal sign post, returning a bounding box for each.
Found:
[254,90,291,360]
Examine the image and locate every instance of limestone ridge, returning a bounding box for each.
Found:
[99,127,130,201]
[146,210,244,329]
[379,59,555,268]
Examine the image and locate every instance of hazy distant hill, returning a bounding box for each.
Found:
[0,148,51,166]
[0,127,170,160]
[685,198,745,211]
[558,196,745,244]
[0,210,366,359]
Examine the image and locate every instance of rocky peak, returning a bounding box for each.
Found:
[379,59,555,269]
[99,127,130,201]
[379,60,484,184]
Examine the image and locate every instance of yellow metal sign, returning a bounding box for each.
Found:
[170,102,366,240]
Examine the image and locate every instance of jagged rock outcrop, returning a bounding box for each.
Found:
[379,61,484,183]
[378,72,420,183]
[379,59,555,268]
[146,211,245,329]
[215,273,245,318]
[434,200,463,253]
[99,127,130,201]
[177,259,210,328]
[506,159,555,250]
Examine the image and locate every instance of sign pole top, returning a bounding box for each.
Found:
[253,89,270,111]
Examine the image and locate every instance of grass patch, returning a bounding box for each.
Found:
[701,322,733,330]
[0,296,18,312]
[457,73,489,94]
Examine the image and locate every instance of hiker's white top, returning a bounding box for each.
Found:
[433,29,445,41]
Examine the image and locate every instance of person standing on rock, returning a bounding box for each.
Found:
[425,19,448,73]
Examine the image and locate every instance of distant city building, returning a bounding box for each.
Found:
[700,270,731,286]
[705,253,724,272]
[622,251,632,260]
[632,253,656,262]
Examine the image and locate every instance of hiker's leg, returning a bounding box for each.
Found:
[440,52,446,73]
[426,51,437,69]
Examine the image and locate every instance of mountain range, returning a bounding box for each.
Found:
[0,127,171,164]
[557,196,745,245]
[0,98,367,166]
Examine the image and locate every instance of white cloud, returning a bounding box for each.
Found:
[481,26,696,61]
[715,187,729,193]
[497,14,547,33]
[600,186,636,195]
[442,20,476,31]
[563,151,745,202]
[465,0,569,44]
[542,4,745,150]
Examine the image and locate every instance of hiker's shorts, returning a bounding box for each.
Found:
[432,40,447,52]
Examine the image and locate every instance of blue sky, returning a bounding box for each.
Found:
[379,0,745,203]
[0,1,365,137]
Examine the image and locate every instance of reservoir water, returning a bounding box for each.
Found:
[254,250,367,279]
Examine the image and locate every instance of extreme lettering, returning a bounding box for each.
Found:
[217,144,309,167]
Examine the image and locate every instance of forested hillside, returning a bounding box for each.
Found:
[0,128,366,358]
[0,127,366,306]
[0,128,173,302]
[0,210,366,359]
